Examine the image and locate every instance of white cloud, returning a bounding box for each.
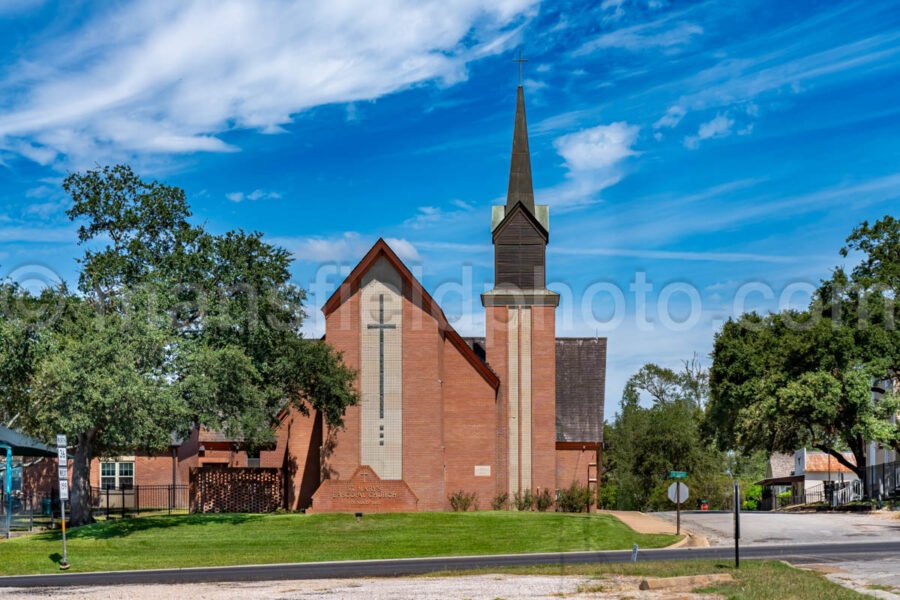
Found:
[272,231,421,264]
[684,112,734,149]
[384,238,422,263]
[225,189,282,203]
[554,122,640,172]
[0,0,538,167]
[544,122,640,211]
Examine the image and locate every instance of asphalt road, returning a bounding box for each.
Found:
[1,539,899,588]
[657,510,900,545]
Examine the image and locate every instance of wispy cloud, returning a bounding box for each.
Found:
[272,232,421,264]
[644,3,900,138]
[604,173,900,246]
[578,20,702,54]
[551,245,806,264]
[225,189,281,203]
[684,112,734,149]
[0,0,538,168]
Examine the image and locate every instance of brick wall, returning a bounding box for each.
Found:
[278,408,322,510]
[531,305,557,495]
[323,291,361,482]
[441,335,498,509]
[23,459,56,495]
[401,293,445,510]
[556,448,594,489]
[484,305,509,500]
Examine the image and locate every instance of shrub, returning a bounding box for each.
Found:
[491,492,509,511]
[535,488,553,512]
[598,482,618,509]
[513,488,534,511]
[448,490,477,512]
[557,481,593,513]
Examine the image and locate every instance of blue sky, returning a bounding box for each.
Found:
[1,0,900,416]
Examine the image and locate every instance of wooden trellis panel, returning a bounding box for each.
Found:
[190,467,283,513]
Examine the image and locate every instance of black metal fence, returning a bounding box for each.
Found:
[760,483,826,510]
[91,485,189,519]
[865,460,899,501]
[0,490,59,534]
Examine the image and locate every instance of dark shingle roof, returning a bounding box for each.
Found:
[461,336,606,444]
[555,338,605,443]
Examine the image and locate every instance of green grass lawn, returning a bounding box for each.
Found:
[435,560,868,600]
[0,511,678,575]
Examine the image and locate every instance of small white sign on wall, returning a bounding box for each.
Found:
[474,465,491,477]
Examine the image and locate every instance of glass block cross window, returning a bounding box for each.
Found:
[100,461,134,489]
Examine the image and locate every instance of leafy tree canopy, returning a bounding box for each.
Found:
[1,165,358,524]
[708,216,900,493]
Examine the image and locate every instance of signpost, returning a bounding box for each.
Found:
[733,481,741,569]
[56,435,69,570]
[667,481,689,535]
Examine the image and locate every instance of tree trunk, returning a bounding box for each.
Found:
[69,431,95,526]
[817,443,869,498]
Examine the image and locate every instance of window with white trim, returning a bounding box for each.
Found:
[100,461,134,489]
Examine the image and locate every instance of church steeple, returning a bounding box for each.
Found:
[506,85,535,213]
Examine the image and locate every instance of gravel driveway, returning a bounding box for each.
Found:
[2,574,723,600]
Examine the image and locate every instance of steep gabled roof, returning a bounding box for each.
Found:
[492,200,548,243]
[322,239,500,390]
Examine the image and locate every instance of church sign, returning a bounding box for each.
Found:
[310,466,418,513]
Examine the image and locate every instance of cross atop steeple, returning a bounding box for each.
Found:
[513,49,528,86]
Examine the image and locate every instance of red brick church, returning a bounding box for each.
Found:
[26,85,606,513]
[301,83,606,511]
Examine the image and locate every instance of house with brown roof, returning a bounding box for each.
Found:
[756,448,860,509]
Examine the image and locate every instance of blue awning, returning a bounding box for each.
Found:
[0,426,57,457]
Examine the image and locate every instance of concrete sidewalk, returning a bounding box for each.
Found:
[600,510,709,548]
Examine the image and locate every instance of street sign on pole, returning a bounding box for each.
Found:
[733,481,741,569]
[668,482,689,535]
[56,435,69,570]
[669,471,688,479]
[667,482,689,503]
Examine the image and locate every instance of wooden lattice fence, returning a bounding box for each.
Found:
[190,467,283,513]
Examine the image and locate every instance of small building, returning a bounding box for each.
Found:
[756,449,858,509]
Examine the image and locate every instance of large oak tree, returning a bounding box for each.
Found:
[708,216,900,495]
[1,165,358,525]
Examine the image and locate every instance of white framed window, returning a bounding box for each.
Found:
[100,461,134,489]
